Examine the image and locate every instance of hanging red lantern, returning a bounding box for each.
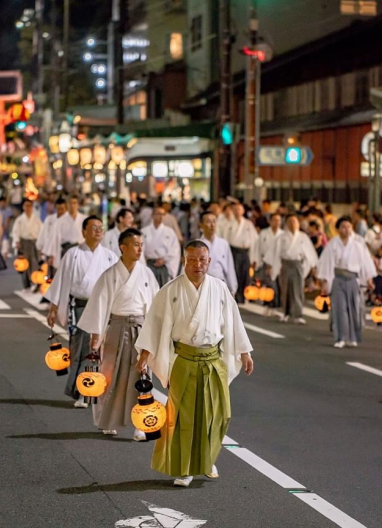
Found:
[371,307,382,324]
[13,256,29,273]
[45,342,70,376]
[76,353,106,404]
[7,103,30,123]
[315,295,331,313]
[131,374,167,441]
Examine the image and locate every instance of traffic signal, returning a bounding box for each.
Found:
[16,121,27,132]
[285,147,302,164]
[221,122,234,146]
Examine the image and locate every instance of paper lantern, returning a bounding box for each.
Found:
[31,270,46,285]
[40,278,53,296]
[13,256,29,273]
[41,263,49,275]
[249,266,255,278]
[131,374,167,441]
[244,285,259,301]
[67,149,80,166]
[315,295,331,313]
[111,146,125,165]
[371,307,382,324]
[258,287,275,303]
[45,342,70,376]
[94,145,107,165]
[77,372,107,397]
[80,148,92,166]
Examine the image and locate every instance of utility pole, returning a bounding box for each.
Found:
[62,0,70,110]
[218,0,232,198]
[50,0,60,117]
[114,0,128,125]
[33,0,44,111]
[243,5,259,204]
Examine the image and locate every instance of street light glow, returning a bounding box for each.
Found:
[97,65,106,75]
[83,52,93,62]
[87,38,96,47]
[95,78,106,89]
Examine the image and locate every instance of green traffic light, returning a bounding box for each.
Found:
[285,147,302,164]
[221,123,233,146]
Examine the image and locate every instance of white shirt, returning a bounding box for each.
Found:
[255,227,284,268]
[365,225,382,255]
[102,226,122,256]
[45,211,86,268]
[11,213,42,247]
[142,223,180,279]
[224,217,258,263]
[163,213,183,242]
[45,243,118,326]
[201,235,238,295]
[36,213,57,254]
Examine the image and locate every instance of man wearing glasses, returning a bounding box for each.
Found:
[45,216,118,408]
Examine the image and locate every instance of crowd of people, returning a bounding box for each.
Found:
[0,188,381,487]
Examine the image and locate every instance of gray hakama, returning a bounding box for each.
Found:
[93,314,143,430]
[231,246,250,304]
[65,299,90,399]
[20,238,39,289]
[280,259,304,318]
[331,269,362,343]
[147,259,169,288]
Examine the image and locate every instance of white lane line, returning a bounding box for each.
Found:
[296,493,366,528]
[240,302,328,321]
[24,308,69,341]
[346,362,382,378]
[153,384,367,527]
[14,290,48,311]
[0,314,32,318]
[243,321,285,339]
[0,299,11,310]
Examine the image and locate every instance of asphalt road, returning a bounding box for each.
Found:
[1,266,382,528]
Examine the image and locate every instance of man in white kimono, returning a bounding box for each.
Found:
[45,195,86,269]
[102,208,135,256]
[78,228,159,438]
[12,199,42,291]
[253,213,284,314]
[317,216,376,348]
[141,206,180,287]
[199,211,238,296]
[46,216,118,407]
[36,198,67,276]
[264,214,318,324]
[136,240,254,487]
[224,203,258,304]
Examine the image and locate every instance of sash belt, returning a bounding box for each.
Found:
[174,341,220,362]
[334,268,358,280]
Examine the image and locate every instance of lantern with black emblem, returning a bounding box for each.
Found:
[131,374,166,441]
[13,254,29,273]
[314,295,331,313]
[76,352,107,405]
[45,342,70,376]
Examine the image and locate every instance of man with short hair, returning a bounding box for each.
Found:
[199,211,237,296]
[318,216,376,348]
[36,197,67,261]
[224,203,258,303]
[11,199,42,290]
[264,214,317,324]
[102,208,135,256]
[46,216,118,407]
[45,195,86,269]
[136,240,253,487]
[141,206,180,287]
[78,228,158,438]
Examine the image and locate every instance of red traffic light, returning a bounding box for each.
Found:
[242,46,266,61]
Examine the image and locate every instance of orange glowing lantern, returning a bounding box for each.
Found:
[13,256,29,273]
[45,342,70,376]
[41,262,49,276]
[315,295,331,313]
[371,307,382,324]
[244,285,260,301]
[80,148,92,166]
[258,287,275,303]
[111,146,125,165]
[131,374,167,441]
[31,270,46,285]
[40,278,53,296]
[249,266,255,278]
[94,145,107,165]
[76,352,106,404]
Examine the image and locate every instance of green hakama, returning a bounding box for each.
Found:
[152,342,231,477]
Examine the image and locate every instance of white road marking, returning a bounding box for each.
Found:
[243,321,285,339]
[296,493,367,528]
[24,308,69,341]
[14,290,48,311]
[240,302,328,321]
[346,362,382,378]
[0,299,11,310]
[116,501,207,528]
[0,314,32,318]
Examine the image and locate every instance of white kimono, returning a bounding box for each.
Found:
[11,213,42,247]
[135,274,253,388]
[102,226,146,264]
[45,243,118,326]
[141,223,180,280]
[78,260,159,341]
[264,229,318,282]
[224,218,258,263]
[255,227,284,269]
[200,235,238,295]
[317,234,376,292]
[45,212,86,268]
[36,213,57,255]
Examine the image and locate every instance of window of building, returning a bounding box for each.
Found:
[191,15,202,52]
[169,33,183,60]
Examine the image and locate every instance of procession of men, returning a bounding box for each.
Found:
[1,191,380,487]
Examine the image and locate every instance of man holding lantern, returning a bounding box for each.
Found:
[135,240,254,487]
[45,216,118,407]
[78,228,158,439]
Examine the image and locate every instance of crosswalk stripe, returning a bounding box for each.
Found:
[14,290,48,311]
[346,362,382,378]
[0,300,11,310]
[243,321,285,339]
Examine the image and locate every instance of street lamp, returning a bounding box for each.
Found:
[95,78,106,89]
[83,52,93,62]
[87,38,96,47]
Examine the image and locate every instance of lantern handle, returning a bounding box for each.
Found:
[47,327,56,341]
